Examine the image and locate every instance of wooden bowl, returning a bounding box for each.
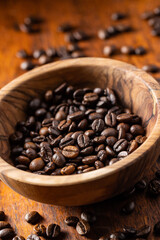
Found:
[0,57,160,206]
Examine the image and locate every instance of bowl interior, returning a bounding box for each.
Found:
[0,58,158,167]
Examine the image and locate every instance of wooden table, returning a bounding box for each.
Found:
[0,0,160,239]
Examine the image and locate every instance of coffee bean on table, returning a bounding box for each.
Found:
[57,23,73,32]
[13,236,25,240]
[33,224,46,236]
[25,211,41,225]
[136,225,151,238]
[148,178,160,196]
[135,179,147,192]
[120,46,134,54]
[64,216,79,226]
[20,61,35,71]
[81,211,96,223]
[0,228,15,239]
[46,224,61,238]
[121,201,135,214]
[123,226,137,237]
[16,49,28,59]
[142,64,159,73]
[0,221,10,230]
[76,220,90,235]
[135,46,146,55]
[27,234,41,240]
[0,212,5,221]
[103,45,117,56]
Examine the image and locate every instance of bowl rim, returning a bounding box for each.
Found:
[0,57,160,187]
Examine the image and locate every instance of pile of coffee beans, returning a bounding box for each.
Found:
[141,6,160,36]
[9,82,146,176]
[103,45,147,57]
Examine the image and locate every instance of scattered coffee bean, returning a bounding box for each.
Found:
[123,226,137,237]
[57,23,73,32]
[142,64,159,73]
[20,61,35,71]
[136,225,151,238]
[16,49,28,59]
[64,216,79,226]
[121,201,135,214]
[46,224,61,238]
[135,46,146,55]
[120,46,134,54]
[76,220,90,235]
[25,211,41,225]
[135,179,147,192]
[148,178,160,196]
[111,12,126,21]
[33,224,46,236]
[103,45,117,56]
[0,228,15,239]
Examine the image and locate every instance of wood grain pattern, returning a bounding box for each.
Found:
[0,0,160,239]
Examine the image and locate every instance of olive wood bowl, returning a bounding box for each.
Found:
[0,57,160,206]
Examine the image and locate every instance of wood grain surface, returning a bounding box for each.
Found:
[0,0,160,239]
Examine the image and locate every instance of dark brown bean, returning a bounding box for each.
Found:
[0,222,10,230]
[24,142,37,150]
[105,113,117,127]
[76,220,90,235]
[16,156,30,165]
[64,216,79,226]
[128,140,139,153]
[109,158,119,165]
[93,136,106,144]
[113,139,128,152]
[103,45,116,56]
[97,150,108,161]
[62,145,79,158]
[81,146,94,156]
[106,146,116,157]
[136,225,151,238]
[68,111,85,121]
[118,127,126,140]
[135,135,147,144]
[61,165,75,175]
[77,134,90,148]
[0,228,15,239]
[95,160,104,169]
[52,152,66,167]
[25,211,41,224]
[84,92,98,102]
[130,125,144,135]
[106,136,117,147]
[82,155,97,164]
[121,201,135,214]
[81,211,96,223]
[92,119,105,132]
[117,113,133,122]
[29,158,45,172]
[46,224,60,238]
[101,128,117,137]
[33,224,46,236]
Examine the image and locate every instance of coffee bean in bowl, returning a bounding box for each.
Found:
[9,82,146,176]
[0,58,159,206]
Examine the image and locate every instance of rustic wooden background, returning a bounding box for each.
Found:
[0,0,160,239]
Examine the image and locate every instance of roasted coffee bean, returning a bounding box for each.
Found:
[141,11,154,20]
[33,49,45,59]
[135,135,147,144]
[130,125,144,135]
[33,224,46,236]
[0,221,10,230]
[68,111,85,121]
[136,225,151,238]
[118,151,128,158]
[105,113,116,127]
[154,221,160,235]
[44,162,55,174]
[0,228,15,239]
[29,158,45,172]
[118,127,126,140]
[76,220,90,235]
[148,178,160,196]
[83,167,96,172]
[84,92,98,103]
[13,236,25,240]
[111,12,126,20]
[58,23,73,32]
[24,142,37,150]
[62,145,79,158]
[117,123,130,132]
[97,150,108,161]
[101,128,117,137]
[142,64,159,73]
[81,211,96,223]
[82,155,97,164]
[106,136,117,147]
[135,46,146,55]
[103,45,116,56]
[51,168,62,176]
[88,112,103,121]
[121,201,135,214]
[25,211,41,224]
[125,133,133,141]
[123,226,137,237]
[73,30,88,41]
[93,136,106,144]
[52,152,66,167]
[0,212,5,221]
[117,113,133,122]
[113,139,128,152]
[120,46,134,54]
[61,165,75,175]
[16,156,30,166]
[16,49,28,59]
[81,146,94,156]
[92,119,105,132]
[84,130,95,137]
[20,61,35,71]
[95,160,104,169]
[95,144,105,152]
[109,158,119,165]
[58,119,71,131]
[27,234,41,240]
[16,164,28,170]
[46,224,60,238]
[106,146,116,157]
[11,146,23,156]
[135,179,147,192]
[128,140,138,153]
[65,216,79,226]
[77,119,87,130]
[26,148,37,160]
[98,29,110,39]
[77,165,89,170]
[77,134,90,148]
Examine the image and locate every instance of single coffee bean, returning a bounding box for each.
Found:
[135,46,146,55]
[16,164,28,171]
[135,135,147,144]
[77,134,90,148]
[148,178,160,196]
[95,160,104,169]
[105,113,116,127]
[84,130,95,137]
[24,142,37,150]
[81,211,96,223]
[0,212,5,221]
[120,46,134,54]
[27,234,41,240]
[13,236,25,240]
[33,224,46,236]
[0,228,15,239]
[97,150,108,162]
[128,140,138,153]
[64,216,79,226]
[130,125,144,135]
[125,133,133,141]
[51,168,62,176]
[81,146,94,156]
[118,151,128,158]
[46,224,61,238]
[83,167,95,173]
[117,113,133,122]
[136,225,151,238]
[20,61,35,71]
[121,201,135,214]
[111,12,126,20]
[109,158,119,165]
[154,221,160,235]
[39,127,48,136]
[92,119,105,132]
[93,136,106,144]
[88,112,103,121]
[106,146,116,157]
[68,111,85,121]
[78,119,88,130]
[29,158,45,172]
[84,92,98,103]
[16,49,28,59]
[123,226,137,237]
[26,148,37,160]
[118,127,126,140]
[58,119,71,131]
[25,211,41,224]
[113,139,128,152]
[76,220,90,235]
[82,155,97,165]
[142,64,159,73]
[62,145,79,158]
[0,221,10,230]
[98,29,110,39]
[61,165,76,175]
[103,45,116,56]
[106,136,117,147]
[101,128,117,137]
[52,152,66,167]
